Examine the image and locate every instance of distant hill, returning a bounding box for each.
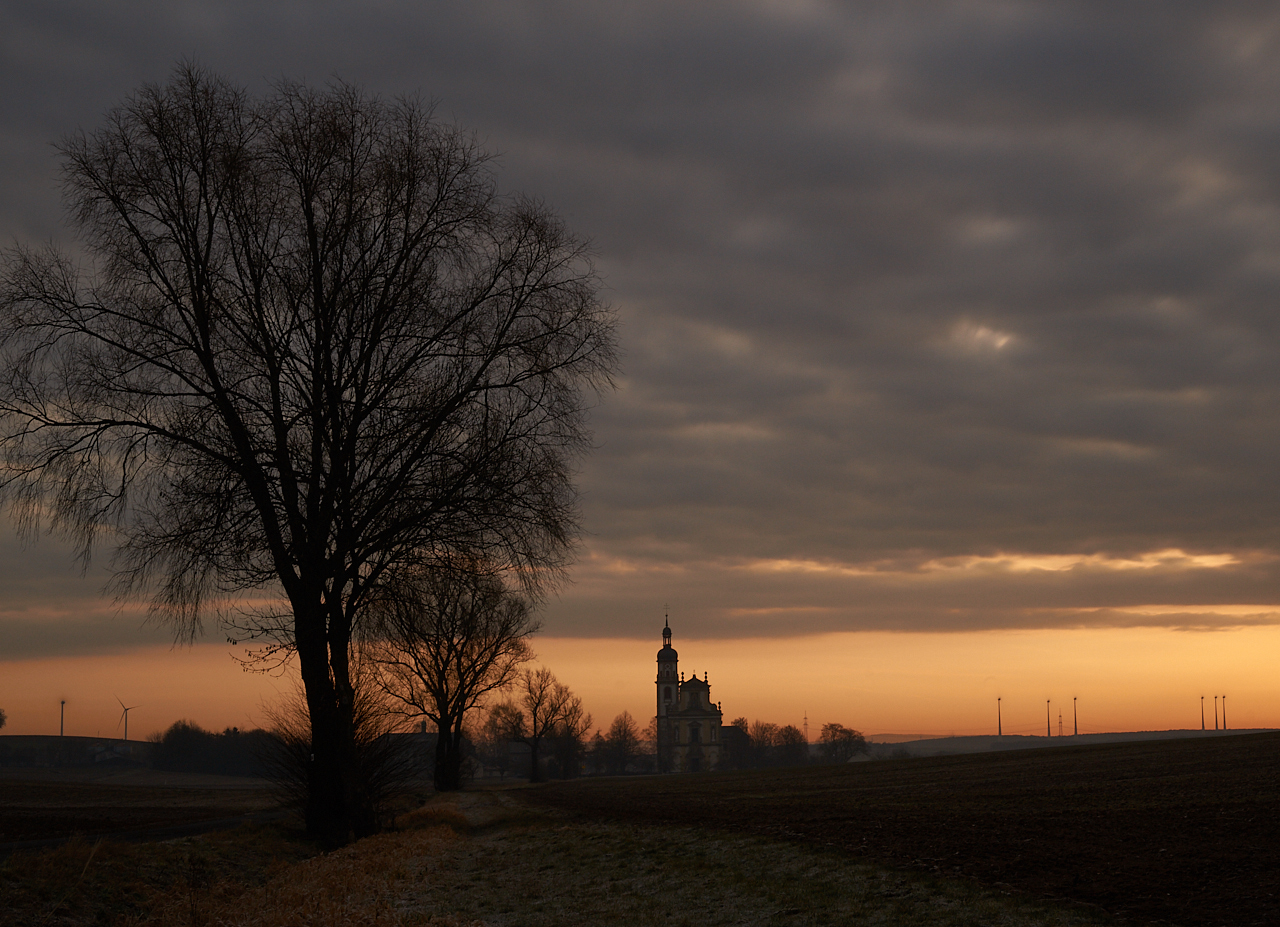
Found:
[0,734,152,768]
[865,728,1275,758]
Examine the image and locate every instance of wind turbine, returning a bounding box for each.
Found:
[115,697,140,742]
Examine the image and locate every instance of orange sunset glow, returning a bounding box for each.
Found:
[5,625,1278,740]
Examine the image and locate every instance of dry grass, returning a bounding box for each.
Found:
[2,789,1117,927]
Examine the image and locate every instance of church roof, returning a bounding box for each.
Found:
[657,644,678,661]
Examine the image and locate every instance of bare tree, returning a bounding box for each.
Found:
[0,66,615,846]
[748,720,781,768]
[602,710,641,775]
[777,724,808,766]
[366,567,537,791]
[588,730,608,775]
[818,723,868,763]
[498,666,587,782]
[549,688,592,779]
[474,701,523,779]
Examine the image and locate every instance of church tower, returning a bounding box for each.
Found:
[656,616,678,772]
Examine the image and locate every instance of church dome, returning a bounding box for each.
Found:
[657,645,678,661]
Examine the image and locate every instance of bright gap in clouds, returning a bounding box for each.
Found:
[949,320,1015,352]
[745,547,1242,576]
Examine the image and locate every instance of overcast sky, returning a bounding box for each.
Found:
[4,1,1280,661]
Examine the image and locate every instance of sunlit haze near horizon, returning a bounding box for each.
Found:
[4,3,1280,740]
[4,626,1277,738]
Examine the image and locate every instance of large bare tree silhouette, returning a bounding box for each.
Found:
[0,65,615,846]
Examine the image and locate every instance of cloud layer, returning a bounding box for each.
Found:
[3,2,1280,651]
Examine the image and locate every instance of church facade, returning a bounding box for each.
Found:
[655,618,724,772]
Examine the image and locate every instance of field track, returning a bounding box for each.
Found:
[526,731,1280,927]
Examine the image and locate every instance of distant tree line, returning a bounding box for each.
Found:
[148,721,277,777]
[142,693,864,791]
[717,718,867,770]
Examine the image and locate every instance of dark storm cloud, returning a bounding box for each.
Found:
[901,5,1226,125]
[3,1,1280,652]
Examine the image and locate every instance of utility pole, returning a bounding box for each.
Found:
[1214,695,1219,731]
[60,700,65,737]
[1201,696,1205,731]
[1073,697,1077,736]
[1046,699,1051,738]
[997,697,1002,736]
[1222,695,1227,731]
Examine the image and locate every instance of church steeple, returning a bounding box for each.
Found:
[656,613,680,769]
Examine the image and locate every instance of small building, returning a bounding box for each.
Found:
[655,618,724,772]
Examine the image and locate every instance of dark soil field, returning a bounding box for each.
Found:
[525,731,1280,927]
[0,767,277,848]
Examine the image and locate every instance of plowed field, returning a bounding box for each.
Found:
[0,769,275,846]
[525,732,1280,927]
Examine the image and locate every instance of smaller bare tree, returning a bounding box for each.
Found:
[602,711,642,775]
[818,723,868,763]
[588,731,608,775]
[777,724,809,766]
[549,691,592,779]
[367,569,537,791]
[748,720,781,768]
[498,666,589,782]
[474,702,524,779]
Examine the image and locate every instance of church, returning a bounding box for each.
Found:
[655,618,725,772]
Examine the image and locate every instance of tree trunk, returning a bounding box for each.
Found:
[299,656,349,847]
[295,600,374,847]
[527,737,543,783]
[434,721,465,792]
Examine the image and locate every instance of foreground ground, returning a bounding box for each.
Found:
[525,731,1280,927]
[2,789,1110,927]
[2,732,1274,925]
